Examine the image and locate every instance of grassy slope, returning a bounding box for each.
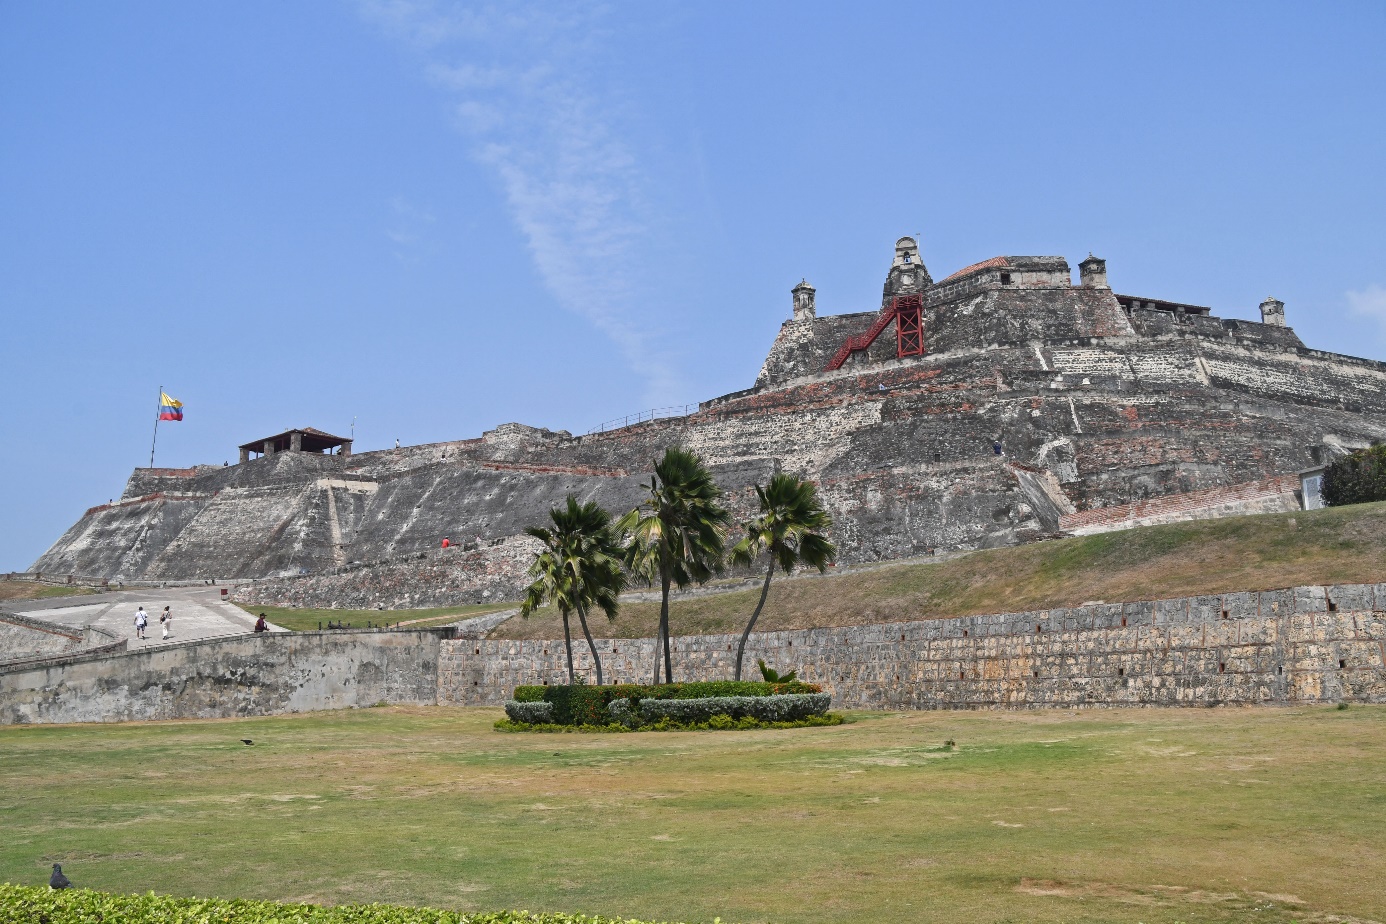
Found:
[234,602,515,633]
[0,584,96,604]
[2,706,1383,924]
[494,501,1386,641]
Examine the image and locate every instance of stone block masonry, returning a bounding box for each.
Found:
[437,583,1386,709]
[0,627,452,725]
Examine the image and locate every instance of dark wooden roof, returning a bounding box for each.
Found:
[239,428,351,453]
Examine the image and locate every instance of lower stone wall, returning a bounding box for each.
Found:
[0,612,84,662]
[232,536,541,610]
[0,628,452,725]
[438,583,1386,709]
[1060,476,1300,535]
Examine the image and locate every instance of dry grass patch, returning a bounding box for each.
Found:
[494,501,1386,640]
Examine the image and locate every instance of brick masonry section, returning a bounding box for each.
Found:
[438,583,1386,709]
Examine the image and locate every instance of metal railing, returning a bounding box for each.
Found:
[586,404,700,435]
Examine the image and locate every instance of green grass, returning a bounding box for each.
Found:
[234,602,514,633]
[496,501,1386,640]
[2,706,1383,924]
[0,583,97,603]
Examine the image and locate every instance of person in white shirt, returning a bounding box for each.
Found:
[134,607,149,640]
[160,606,172,640]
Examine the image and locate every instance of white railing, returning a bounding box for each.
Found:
[586,404,699,435]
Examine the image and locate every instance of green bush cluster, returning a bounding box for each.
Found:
[1322,444,1386,507]
[509,681,823,727]
[495,713,844,734]
[611,693,830,725]
[0,883,683,924]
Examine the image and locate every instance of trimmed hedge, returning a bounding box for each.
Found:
[512,680,822,726]
[0,884,681,924]
[496,713,844,733]
[504,701,555,724]
[1322,444,1386,506]
[622,693,831,724]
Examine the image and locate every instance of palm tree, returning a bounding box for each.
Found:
[619,448,730,684]
[520,496,627,684]
[729,473,836,681]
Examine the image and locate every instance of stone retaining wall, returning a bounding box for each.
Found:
[0,628,452,725]
[438,583,1386,709]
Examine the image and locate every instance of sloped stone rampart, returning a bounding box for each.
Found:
[438,583,1386,709]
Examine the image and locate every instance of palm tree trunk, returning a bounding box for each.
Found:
[735,557,776,681]
[560,607,575,684]
[574,602,604,685]
[659,570,673,684]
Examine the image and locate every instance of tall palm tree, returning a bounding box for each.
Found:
[520,496,626,685]
[729,473,836,681]
[619,448,730,684]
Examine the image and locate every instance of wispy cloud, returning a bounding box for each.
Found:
[1347,284,1386,339]
[359,0,683,402]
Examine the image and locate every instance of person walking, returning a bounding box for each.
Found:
[160,606,172,640]
[134,607,149,640]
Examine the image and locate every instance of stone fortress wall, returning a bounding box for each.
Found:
[4,583,1383,724]
[30,237,1386,609]
[443,582,1386,709]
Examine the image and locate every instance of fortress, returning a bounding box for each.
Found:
[30,237,1386,609]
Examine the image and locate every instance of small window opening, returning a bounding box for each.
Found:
[1036,624,1043,633]
[963,630,969,638]
[1221,610,1229,619]
[1339,659,1347,669]
[473,681,478,686]
[900,633,906,641]
[1121,617,1127,627]
[1118,667,1125,677]
[1277,665,1282,674]
[1032,670,1039,678]
[1000,272,1012,284]
[1328,600,1338,612]
[960,670,966,680]
[474,647,480,654]
[1219,662,1226,673]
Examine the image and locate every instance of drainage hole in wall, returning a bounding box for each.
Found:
[1222,610,1229,619]
[1219,662,1226,673]
[1340,659,1347,669]
[1329,600,1338,612]
[1036,624,1042,633]
[1121,617,1127,627]
[960,671,966,680]
[1118,667,1125,677]
[1032,670,1039,678]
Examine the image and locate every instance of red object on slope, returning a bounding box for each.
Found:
[824,294,925,372]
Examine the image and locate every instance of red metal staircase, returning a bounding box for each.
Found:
[824,294,925,371]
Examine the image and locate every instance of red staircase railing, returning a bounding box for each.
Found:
[824,294,925,371]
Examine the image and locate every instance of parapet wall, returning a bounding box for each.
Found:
[438,583,1386,709]
[0,611,124,666]
[0,627,452,725]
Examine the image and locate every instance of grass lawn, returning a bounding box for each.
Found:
[234,602,515,633]
[2,705,1383,924]
[496,501,1386,640]
[0,583,97,603]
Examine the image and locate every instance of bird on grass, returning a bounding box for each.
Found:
[241,739,253,746]
[50,864,71,889]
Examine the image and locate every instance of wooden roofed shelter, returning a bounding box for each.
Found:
[238,427,352,463]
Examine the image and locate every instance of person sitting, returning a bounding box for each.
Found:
[254,614,269,633]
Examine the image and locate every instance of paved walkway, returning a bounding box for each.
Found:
[9,586,286,649]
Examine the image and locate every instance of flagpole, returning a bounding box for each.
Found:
[149,385,162,469]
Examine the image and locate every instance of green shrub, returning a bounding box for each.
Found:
[504,700,555,723]
[620,693,831,725]
[509,680,823,727]
[1322,444,1386,506]
[0,883,680,924]
[497,713,844,733]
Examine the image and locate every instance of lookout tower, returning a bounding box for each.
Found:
[238,427,352,463]
[881,236,932,307]
[791,279,816,321]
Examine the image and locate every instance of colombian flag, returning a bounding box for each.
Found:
[159,393,184,421]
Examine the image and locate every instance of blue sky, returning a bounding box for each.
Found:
[2,1,1384,570]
